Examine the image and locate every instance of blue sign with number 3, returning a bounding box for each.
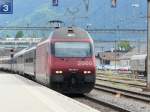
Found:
[0,0,13,14]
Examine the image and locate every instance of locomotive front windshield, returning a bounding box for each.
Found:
[54,42,92,57]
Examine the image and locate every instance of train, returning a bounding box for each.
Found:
[130,54,147,76]
[0,27,96,94]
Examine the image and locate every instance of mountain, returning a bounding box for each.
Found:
[0,0,147,41]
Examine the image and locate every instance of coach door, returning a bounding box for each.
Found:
[36,43,48,85]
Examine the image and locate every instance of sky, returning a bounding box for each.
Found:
[0,0,148,41]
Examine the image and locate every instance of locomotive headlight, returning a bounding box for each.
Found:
[87,71,91,74]
[56,71,63,74]
[84,71,87,74]
[84,71,91,74]
[59,71,63,74]
[56,71,59,74]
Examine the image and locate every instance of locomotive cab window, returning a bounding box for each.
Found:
[54,42,92,57]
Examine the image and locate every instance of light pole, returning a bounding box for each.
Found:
[147,0,150,89]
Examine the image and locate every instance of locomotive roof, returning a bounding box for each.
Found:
[14,48,28,57]
[14,46,36,57]
[24,46,36,53]
[37,27,93,46]
[52,27,91,39]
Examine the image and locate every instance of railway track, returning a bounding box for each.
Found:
[96,77,146,88]
[79,83,150,112]
[84,94,130,112]
[72,73,150,112]
[96,74,146,82]
[72,94,122,112]
[94,84,150,102]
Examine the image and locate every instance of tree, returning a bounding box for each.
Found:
[117,40,132,52]
[6,34,10,38]
[15,31,24,38]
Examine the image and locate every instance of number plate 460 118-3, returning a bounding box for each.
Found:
[0,0,13,14]
[77,61,93,66]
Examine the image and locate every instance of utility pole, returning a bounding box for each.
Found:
[101,47,104,66]
[83,0,90,12]
[137,40,141,54]
[147,0,150,89]
[66,8,79,26]
[115,40,117,70]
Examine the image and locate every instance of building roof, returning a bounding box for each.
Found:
[97,52,125,61]
[119,46,147,60]
[131,54,147,60]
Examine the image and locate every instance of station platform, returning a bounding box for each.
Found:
[0,72,99,112]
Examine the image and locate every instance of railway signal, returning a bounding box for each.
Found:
[111,0,117,8]
[52,0,58,6]
[10,49,14,58]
